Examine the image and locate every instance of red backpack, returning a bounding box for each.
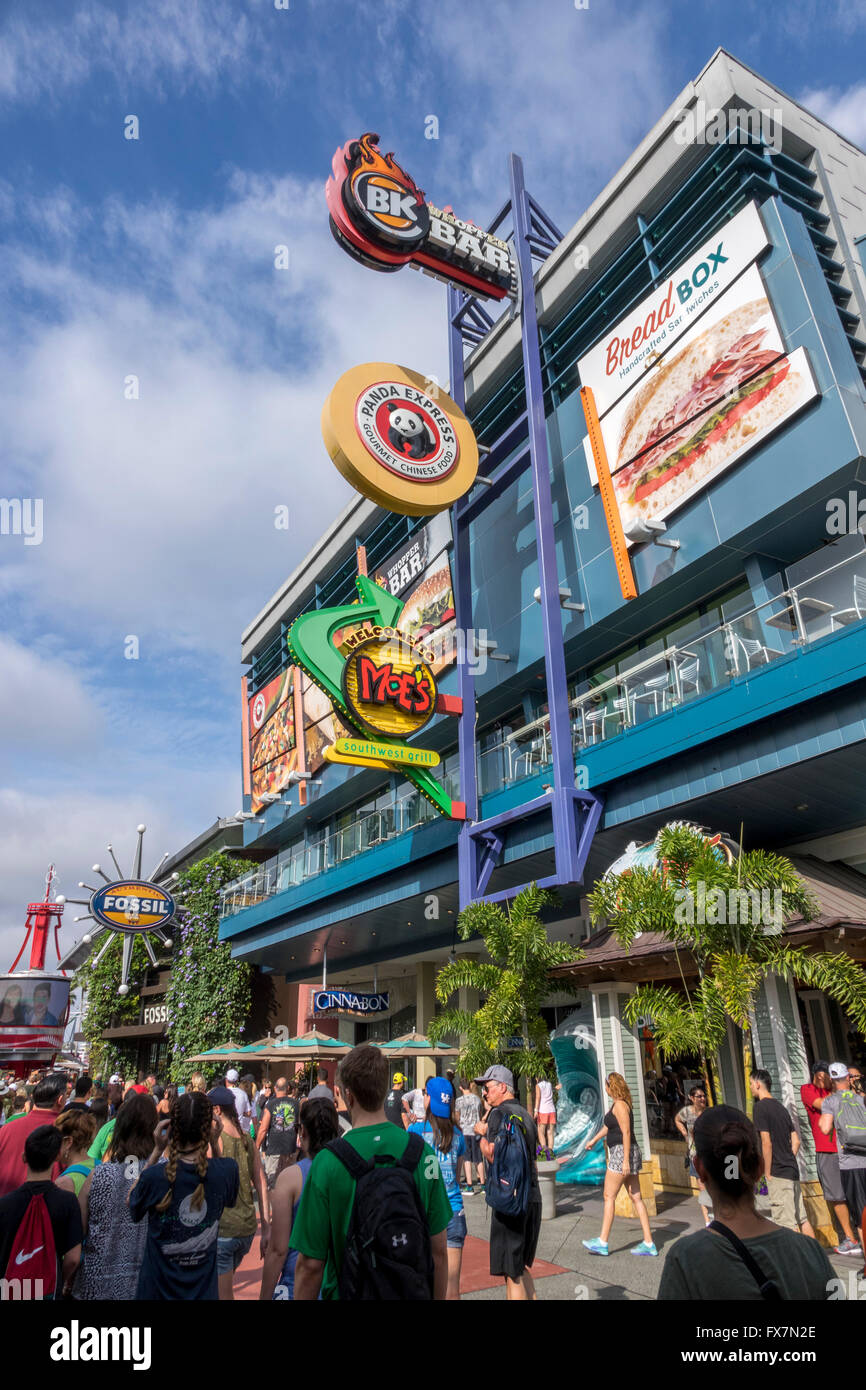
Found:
[4,1192,58,1298]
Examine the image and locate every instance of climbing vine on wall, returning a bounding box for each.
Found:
[164,853,257,1084]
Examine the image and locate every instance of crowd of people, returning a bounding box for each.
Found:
[0,1048,863,1302]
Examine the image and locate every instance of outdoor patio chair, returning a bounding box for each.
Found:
[830,573,866,629]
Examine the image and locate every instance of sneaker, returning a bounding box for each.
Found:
[462,1185,474,1196]
[630,1241,658,1256]
[582,1237,609,1256]
[835,1238,862,1255]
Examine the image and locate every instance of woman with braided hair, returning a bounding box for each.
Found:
[129,1090,239,1300]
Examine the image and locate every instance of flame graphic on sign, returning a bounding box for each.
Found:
[346,132,425,208]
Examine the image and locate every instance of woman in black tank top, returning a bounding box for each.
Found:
[580,1072,657,1258]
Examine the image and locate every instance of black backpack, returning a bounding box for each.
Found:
[328,1132,434,1300]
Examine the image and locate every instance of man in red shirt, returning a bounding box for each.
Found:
[800,1060,861,1255]
[0,1073,66,1197]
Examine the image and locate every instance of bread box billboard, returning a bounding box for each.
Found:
[580,202,818,541]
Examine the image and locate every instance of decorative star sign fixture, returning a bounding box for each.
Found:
[59,825,180,996]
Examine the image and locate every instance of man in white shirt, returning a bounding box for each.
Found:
[226,1069,252,1133]
[403,1084,427,1124]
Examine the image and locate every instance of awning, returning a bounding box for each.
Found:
[549,855,866,986]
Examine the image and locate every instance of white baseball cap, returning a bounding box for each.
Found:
[829,1062,849,1080]
[109,1074,122,1084]
[226,1068,240,1083]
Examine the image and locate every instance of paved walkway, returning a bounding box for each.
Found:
[234,1183,864,1301]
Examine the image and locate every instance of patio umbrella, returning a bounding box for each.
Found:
[376,1031,460,1057]
[258,1028,354,1062]
[186,1041,250,1063]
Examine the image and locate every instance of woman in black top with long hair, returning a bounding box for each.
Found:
[581,1072,657,1257]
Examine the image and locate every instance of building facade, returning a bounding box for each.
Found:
[219,50,866,1221]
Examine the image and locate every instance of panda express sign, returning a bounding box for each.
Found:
[322,362,479,515]
[327,132,516,300]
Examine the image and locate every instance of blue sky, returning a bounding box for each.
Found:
[1,0,864,960]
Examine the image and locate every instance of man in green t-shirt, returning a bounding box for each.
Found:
[291,1045,451,1300]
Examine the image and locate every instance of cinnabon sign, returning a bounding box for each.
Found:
[327,133,515,300]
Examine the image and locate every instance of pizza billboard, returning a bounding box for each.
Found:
[580,206,819,541]
[248,668,299,812]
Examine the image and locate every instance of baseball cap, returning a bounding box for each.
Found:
[473,1065,514,1090]
[829,1062,849,1080]
[392,1073,406,1085]
[207,1086,235,1107]
[426,1076,454,1117]
[226,1068,240,1083]
[109,1074,122,1085]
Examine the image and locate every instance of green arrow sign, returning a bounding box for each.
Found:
[288,575,458,818]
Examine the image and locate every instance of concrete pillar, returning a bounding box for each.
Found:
[754,973,835,1246]
[590,982,656,1217]
[415,961,437,1089]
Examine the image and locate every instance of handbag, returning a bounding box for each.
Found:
[708,1220,782,1300]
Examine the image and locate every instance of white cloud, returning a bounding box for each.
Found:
[0,171,448,659]
[0,635,104,759]
[799,83,866,148]
[0,789,209,969]
[0,0,267,106]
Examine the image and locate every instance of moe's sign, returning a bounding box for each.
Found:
[288,575,464,819]
[342,628,437,739]
[322,362,478,515]
[326,132,515,300]
[313,989,390,1016]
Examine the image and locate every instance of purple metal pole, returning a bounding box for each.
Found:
[448,285,480,907]
[509,153,579,883]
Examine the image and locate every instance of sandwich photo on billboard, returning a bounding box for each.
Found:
[588,266,818,540]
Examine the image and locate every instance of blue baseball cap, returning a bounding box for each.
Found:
[425,1076,454,1117]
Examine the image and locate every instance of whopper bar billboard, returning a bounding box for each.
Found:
[580,202,819,541]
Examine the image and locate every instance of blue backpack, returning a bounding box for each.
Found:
[486,1110,532,1216]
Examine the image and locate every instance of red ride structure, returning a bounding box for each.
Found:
[0,866,71,1079]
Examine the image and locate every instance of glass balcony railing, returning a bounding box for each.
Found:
[221,552,865,921]
[496,551,864,769]
[220,785,454,920]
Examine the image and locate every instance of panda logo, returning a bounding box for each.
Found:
[386,402,437,461]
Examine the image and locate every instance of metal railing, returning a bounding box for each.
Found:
[220,785,452,920]
[221,552,864,920]
[562,551,864,751]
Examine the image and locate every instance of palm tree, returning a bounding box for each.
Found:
[588,823,866,1095]
[427,884,582,1094]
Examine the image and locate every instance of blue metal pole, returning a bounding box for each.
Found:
[448,286,480,906]
[509,153,579,883]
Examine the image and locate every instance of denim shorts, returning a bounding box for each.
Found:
[217,1233,253,1275]
[446,1210,467,1249]
[463,1133,482,1165]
